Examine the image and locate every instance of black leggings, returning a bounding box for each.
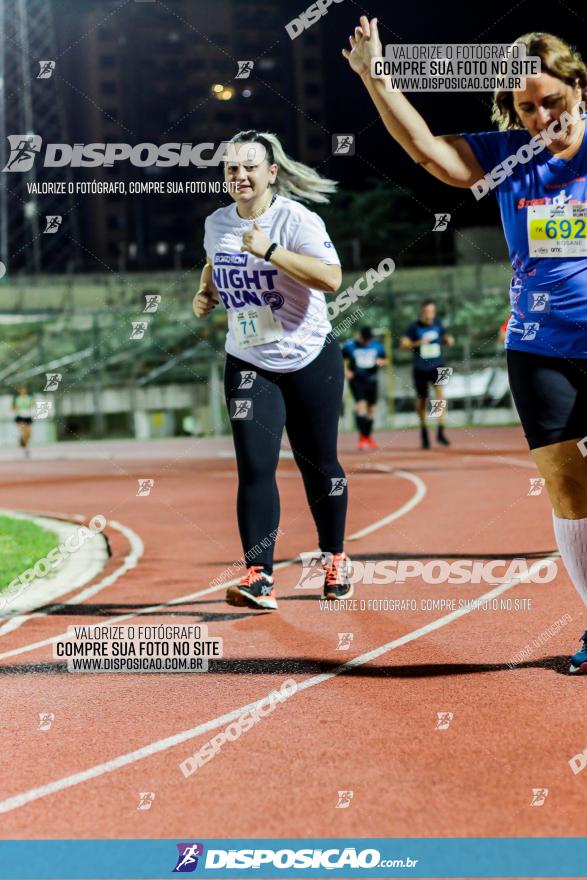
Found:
[224,338,347,573]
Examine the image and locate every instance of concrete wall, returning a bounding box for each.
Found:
[1,366,518,448]
[0,382,217,446]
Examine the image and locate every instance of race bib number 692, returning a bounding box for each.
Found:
[528,203,587,257]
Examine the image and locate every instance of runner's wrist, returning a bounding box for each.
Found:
[264,242,279,262]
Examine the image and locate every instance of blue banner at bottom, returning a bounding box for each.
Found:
[0,838,586,879]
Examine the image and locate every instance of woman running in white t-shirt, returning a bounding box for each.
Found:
[194,130,352,610]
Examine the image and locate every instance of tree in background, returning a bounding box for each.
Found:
[319,181,454,269]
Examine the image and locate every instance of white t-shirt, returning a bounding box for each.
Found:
[203,194,340,372]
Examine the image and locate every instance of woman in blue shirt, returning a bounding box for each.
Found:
[344,21,587,673]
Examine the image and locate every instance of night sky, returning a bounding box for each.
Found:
[55,0,587,231]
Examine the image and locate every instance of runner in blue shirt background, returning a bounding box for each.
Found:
[344,21,587,672]
[342,327,387,450]
[401,301,454,449]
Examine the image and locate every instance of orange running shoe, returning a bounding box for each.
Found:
[366,435,377,450]
[226,565,277,610]
[321,552,353,600]
[358,435,369,450]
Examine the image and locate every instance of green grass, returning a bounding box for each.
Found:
[0,515,60,591]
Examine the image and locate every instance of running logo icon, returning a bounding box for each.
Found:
[44,373,62,391]
[43,215,62,233]
[34,401,52,420]
[144,294,161,313]
[137,792,155,810]
[3,135,42,172]
[336,632,353,651]
[173,843,204,872]
[37,60,55,78]
[435,366,453,386]
[137,479,155,497]
[433,213,451,231]
[332,134,355,156]
[296,552,325,589]
[230,399,253,420]
[336,790,353,809]
[529,292,550,313]
[238,371,256,389]
[329,477,347,496]
[530,788,548,806]
[235,61,253,79]
[429,399,447,418]
[435,711,453,730]
[528,477,545,496]
[521,322,539,341]
[38,712,54,731]
[129,320,149,340]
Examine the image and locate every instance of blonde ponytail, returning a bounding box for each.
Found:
[228,130,337,204]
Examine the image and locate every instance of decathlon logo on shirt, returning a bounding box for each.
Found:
[213,253,284,311]
[215,253,248,266]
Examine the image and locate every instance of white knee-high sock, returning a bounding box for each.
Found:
[552,511,587,607]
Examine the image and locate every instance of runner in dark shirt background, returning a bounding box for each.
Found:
[342,327,387,450]
[401,300,454,449]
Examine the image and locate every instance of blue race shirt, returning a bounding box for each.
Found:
[342,339,385,379]
[404,319,446,369]
[462,121,587,357]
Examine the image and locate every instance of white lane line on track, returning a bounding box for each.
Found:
[0,552,556,815]
[492,456,538,470]
[0,520,144,639]
[0,471,425,660]
[347,469,425,540]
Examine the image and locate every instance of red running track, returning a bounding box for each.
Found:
[0,427,584,858]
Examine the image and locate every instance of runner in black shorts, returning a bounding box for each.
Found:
[401,301,454,449]
[507,352,587,450]
[344,21,587,672]
[342,327,387,450]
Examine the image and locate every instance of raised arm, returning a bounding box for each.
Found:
[342,16,485,189]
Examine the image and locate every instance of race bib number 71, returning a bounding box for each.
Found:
[228,306,283,349]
